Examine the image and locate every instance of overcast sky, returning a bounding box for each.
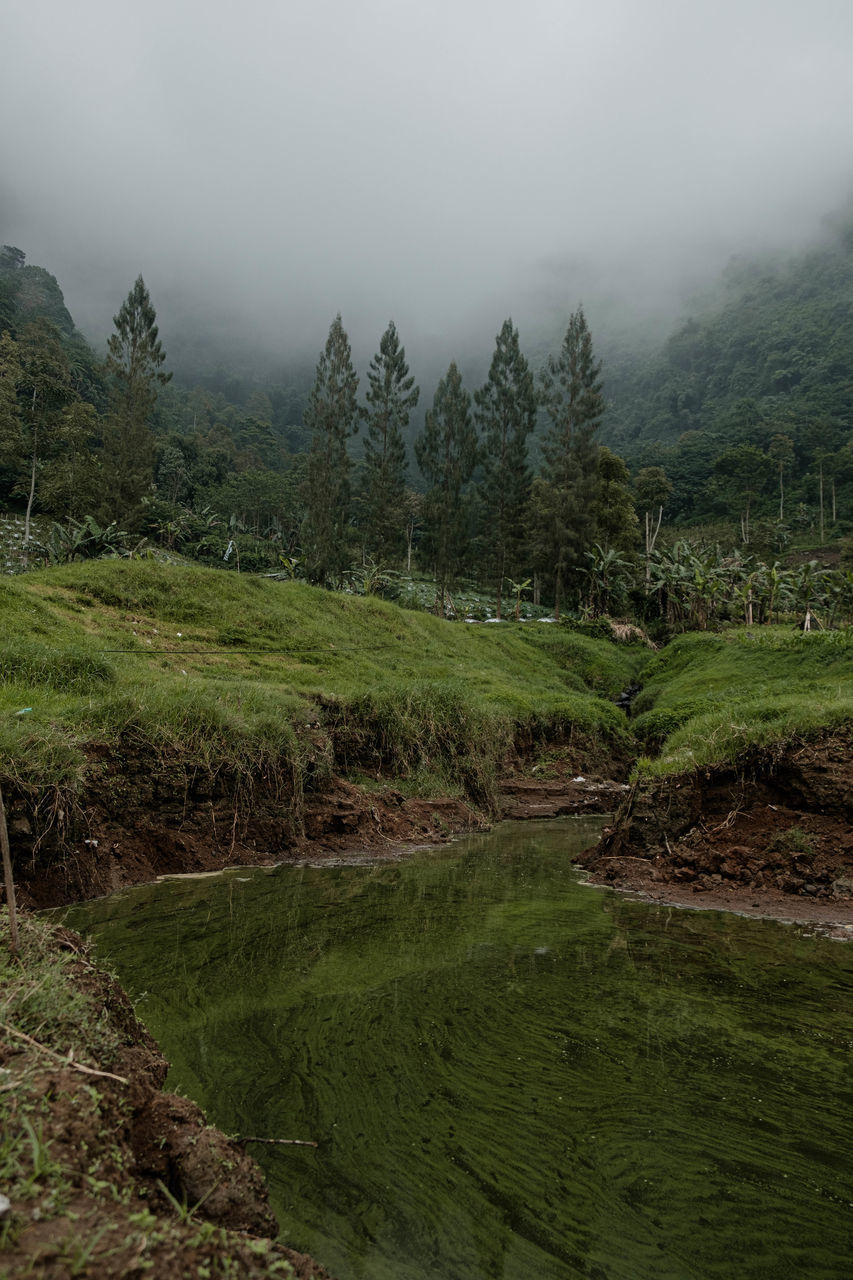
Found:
[3,0,853,365]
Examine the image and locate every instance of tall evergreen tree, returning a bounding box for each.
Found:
[539,306,604,617]
[103,275,170,520]
[415,362,477,615]
[301,315,360,585]
[474,318,537,618]
[361,321,419,563]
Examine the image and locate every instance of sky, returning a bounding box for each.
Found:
[3,0,853,370]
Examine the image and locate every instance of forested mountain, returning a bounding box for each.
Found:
[601,207,853,525]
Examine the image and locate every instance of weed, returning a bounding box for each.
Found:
[768,827,815,857]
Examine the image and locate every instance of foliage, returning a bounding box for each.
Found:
[473,318,538,618]
[301,315,360,585]
[415,362,478,614]
[102,275,171,521]
[360,321,418,563]
[538,306,605,616]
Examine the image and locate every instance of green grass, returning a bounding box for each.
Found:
[0,561,644,830]
[631,627,853,778]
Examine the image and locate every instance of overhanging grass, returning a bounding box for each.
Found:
[0,561,644,820]
[632,628,853,777]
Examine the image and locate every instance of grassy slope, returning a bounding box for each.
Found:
[632,628,853,778]
[0,561,642,819]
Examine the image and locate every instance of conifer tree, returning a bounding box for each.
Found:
[301,315,360,585]
[361,321,418,563]
[415,362,477,614]
[539,306,604,617]
[474,318,537,618]
[103,275,170,519]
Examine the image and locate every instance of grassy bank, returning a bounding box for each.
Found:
[631,627,853,778]
[0,561,643,854]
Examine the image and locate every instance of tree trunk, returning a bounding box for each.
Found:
[0,783,19,956]
[495,547,505,621]
[819,461,824,545]
[23,430,38,571]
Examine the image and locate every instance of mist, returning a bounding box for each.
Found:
[4,0,853,378]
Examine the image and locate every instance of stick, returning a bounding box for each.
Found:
[0,1022,129,1084]
[0,783,19,955]
[235,1136,319,1148]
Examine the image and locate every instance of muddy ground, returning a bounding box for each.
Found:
[9,748,629,910]
[576,731,853,938]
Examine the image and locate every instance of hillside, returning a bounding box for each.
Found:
[0,560,641,906]
[602,208,853,526]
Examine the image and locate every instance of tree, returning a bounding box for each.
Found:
[767,433,794,520]
[474,319,537,619]
[301,315,360,585]
[38,400,101,521]
[713,443,772,543]
[634,465,672,586]
[415,362,478,615]
[0,329,23,445]
[539,306,604,618]
[103,275,171,520]
[593,447,639,554]
[10,320,74,563]
[805,418,844,544]
[361,321,419,563]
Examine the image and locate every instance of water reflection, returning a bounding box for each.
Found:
[63,819,853,1280]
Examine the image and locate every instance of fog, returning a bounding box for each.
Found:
[4,0,853,374]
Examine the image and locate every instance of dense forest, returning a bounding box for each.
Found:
[1,207,852,629]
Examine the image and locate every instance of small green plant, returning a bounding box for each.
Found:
[768,827,815,857]
[156,1176,220,1224]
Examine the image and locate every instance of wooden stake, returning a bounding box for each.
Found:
[0,783,19,956]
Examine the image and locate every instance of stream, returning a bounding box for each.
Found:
[61,816,853,1280]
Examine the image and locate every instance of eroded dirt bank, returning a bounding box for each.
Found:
[9,742,629,910]
[1,923,335,1279]
[577,731,853,935]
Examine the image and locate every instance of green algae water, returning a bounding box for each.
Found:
[62,818,853,1280]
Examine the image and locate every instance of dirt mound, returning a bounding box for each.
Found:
[577,731,853,932]
[1,927,335,1279]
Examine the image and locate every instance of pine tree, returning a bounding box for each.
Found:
[301,315,360,585]
[415,362,477,614]
[539,306,604,617]
[103,275,170,519]
[361,321,419,563]
[474,318,537,619]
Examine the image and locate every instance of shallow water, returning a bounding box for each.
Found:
[63,818,853,1280]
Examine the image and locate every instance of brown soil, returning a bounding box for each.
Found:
[1,928,335,1279]
[9,740,628,910]
[576,730,853,939]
